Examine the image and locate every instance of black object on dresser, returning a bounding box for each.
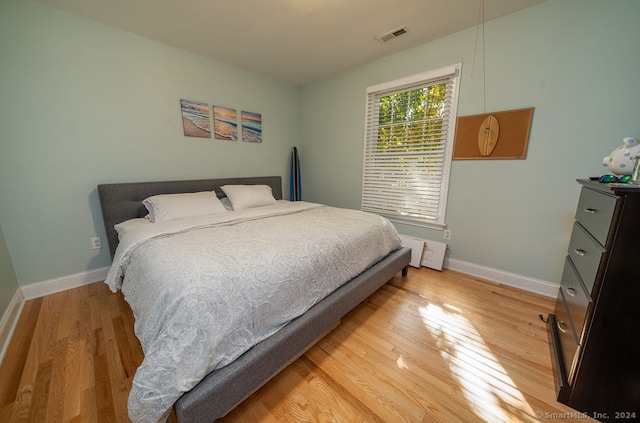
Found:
[547,180,640,420]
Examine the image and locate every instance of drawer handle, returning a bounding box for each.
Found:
[575,248,586,257]
[565,286,577,297]
[557,320,569,333]
[584,208,597,215]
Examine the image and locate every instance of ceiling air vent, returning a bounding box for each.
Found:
[377,26,408,43]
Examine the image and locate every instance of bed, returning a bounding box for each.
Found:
[97,175,411,423]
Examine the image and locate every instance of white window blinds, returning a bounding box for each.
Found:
[361,64,461,228]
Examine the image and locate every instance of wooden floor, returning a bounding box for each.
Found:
[0,267,595,422]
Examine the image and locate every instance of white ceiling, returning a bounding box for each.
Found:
[35,0,547,86]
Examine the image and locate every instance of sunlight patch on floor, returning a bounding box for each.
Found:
[396,355,410,370]
[419,303,537,423]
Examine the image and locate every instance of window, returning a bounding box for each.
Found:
[361,63,461,228]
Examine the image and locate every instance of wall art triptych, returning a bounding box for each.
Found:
[180,99,262,143]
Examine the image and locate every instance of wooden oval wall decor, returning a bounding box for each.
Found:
[453,107,533,160]
[478,115,499,156]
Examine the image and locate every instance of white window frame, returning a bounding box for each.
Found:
[361,63,461,229]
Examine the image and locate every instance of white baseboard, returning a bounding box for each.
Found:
[444,257,559,298]
[20,266,110,301]
[0,289,25,366]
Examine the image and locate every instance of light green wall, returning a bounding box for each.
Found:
[299,0,640,283]
[0,0,300,286]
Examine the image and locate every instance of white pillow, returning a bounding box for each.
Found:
[114,218,150,238]
[220,185,277,211]
[142,191,227,223]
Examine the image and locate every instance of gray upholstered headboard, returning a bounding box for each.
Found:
[97,176,282,259]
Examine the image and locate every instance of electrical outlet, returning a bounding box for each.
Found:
[91,237,102,249]
[443,229,452,240]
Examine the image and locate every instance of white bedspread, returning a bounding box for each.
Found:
[104,201,402,422]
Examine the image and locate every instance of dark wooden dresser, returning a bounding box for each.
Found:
[548,179,640,421]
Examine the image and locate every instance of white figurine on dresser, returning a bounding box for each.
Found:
[602,137,640,175]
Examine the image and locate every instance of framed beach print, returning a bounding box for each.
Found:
[180,99,211,138]
[241,111,262,143]
[213,106,238,141]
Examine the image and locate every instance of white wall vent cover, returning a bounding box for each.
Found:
[377,26,409,43]
[399,235,425,268]
[422,240,447,271]
[399,235,447,271]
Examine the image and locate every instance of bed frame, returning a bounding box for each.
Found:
[97,175,411,422]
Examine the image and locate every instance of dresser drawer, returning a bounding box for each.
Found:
[575,187,617,246]
[553,290,580,380]
[567,222,605,292]
[560,257,592,341]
